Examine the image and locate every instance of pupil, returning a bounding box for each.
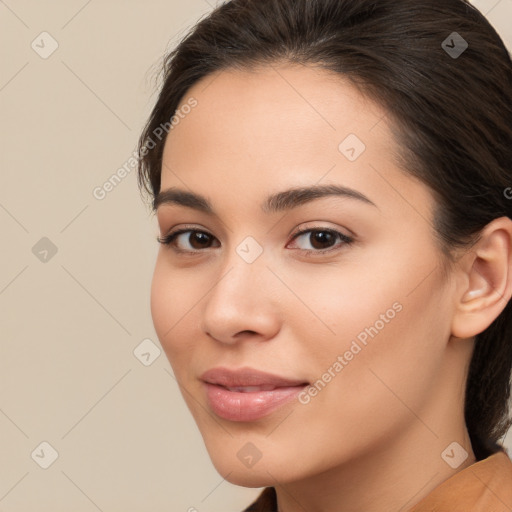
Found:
[312,231,333,249]
[192,232,210,248]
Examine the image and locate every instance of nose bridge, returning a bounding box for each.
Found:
[234,234,266,267]
[214,233,268,300]
[200,233,279,342]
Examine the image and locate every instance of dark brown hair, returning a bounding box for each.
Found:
[137,0,512,460]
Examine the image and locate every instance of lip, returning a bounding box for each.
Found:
[200,366,309,422]
[200,366,308,388]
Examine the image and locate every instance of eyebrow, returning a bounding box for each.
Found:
[153,184,377,214]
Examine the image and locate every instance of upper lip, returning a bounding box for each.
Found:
[200,367,309,388]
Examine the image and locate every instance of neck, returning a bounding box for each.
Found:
[275,423,475,512]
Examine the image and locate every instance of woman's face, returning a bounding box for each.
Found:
[151,63,463,486]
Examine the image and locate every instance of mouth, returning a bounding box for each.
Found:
[200,366,309,388]
[219,384,287,392]
[200,367,309,422]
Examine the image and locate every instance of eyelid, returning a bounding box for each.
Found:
[290,220,355,239]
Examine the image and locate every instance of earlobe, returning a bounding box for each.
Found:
[451,217,512,339]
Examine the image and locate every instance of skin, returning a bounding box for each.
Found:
[150,62,512,512]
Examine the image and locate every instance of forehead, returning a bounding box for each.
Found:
[171,62,387,144]
[163,62,389,174]
[159,62,434,224]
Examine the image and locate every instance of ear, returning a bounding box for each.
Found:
[451,216,512,339]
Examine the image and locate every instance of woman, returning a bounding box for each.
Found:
[137,0,512,510]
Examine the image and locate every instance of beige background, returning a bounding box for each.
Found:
[1,1,511,511]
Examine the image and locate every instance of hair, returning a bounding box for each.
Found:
[137,0,512,460]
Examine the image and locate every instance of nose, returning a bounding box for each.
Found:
[200,249,281,345]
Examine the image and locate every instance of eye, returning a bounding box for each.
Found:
[156,226,354,256]
[157,228,219,253]
[288,227,354,256]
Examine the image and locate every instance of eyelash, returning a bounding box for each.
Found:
[156,226,354,257]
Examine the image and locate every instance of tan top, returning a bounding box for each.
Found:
[243,447,512,511]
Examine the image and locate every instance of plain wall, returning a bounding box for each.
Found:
[0,0,511,510]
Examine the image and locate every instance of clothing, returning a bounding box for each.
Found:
[242,444,512,511]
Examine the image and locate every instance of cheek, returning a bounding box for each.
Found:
[150,260,171,345]
[276,260,403,356]
[150,257,196,366]
[285,247,449,404]
[303,268,448,417]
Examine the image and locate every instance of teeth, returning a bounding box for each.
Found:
[226,385,276,392]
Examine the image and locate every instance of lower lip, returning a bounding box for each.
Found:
[203,382,308,422]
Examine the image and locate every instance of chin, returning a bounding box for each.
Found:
[205,443,300,488]
[211,461,278,488]
[227,474,273,488]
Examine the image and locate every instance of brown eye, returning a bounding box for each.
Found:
[185,231,214,249]
[157,229,219,251]
[289,228,354,255]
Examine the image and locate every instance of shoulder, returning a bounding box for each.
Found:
[409,447,512,511]
[240,447,512,512]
